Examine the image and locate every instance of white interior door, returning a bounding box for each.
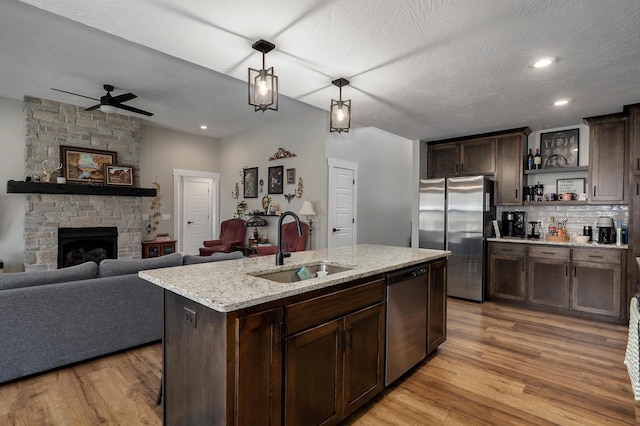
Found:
[183,177,213,255]
[173,169,219,254]
[328,158,357,248]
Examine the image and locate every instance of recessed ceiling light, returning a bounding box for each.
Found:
[554,99,570,106]
[200,125,208,130]
[529,57,558,69]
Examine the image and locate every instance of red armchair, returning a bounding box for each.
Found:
[199,218,246,256]
[254,221,309,256]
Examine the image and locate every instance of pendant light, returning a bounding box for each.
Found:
[330,78,351,133]
[248,39,278,112]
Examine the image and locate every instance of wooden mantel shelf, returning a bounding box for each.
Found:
[6,180,157,197]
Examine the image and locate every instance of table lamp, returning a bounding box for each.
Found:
[298,200,317,249]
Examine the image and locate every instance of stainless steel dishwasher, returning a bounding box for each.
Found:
[385,263,428,386]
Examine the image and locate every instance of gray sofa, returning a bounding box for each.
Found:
[0,251,243,383]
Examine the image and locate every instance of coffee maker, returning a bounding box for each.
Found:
[501,211,526,237]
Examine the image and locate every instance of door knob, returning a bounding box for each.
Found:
[187,221,194,224]
[332,228,340,232]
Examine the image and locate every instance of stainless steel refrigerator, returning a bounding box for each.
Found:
[419,176,495,301]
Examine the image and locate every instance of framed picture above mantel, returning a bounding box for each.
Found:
[60,145,117,184]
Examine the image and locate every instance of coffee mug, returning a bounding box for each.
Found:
[560,193,573,201]
[577,193,588,201]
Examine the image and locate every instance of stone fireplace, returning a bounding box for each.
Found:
[23,96,144,271]
[58,227,118,268]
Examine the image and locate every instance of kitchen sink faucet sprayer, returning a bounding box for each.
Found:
[276,211,303,266]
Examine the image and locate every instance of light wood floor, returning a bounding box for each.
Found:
[1,298,638,425]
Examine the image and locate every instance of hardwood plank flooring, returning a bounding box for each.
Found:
[1,298,638,425]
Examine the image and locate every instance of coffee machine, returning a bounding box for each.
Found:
[501,211,526,237]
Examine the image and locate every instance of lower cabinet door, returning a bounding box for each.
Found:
[235,307,283,426]
[285,320,342,426]
[342,304,385,418]
[489,254,526,301]
[427,260,447,354]
[527,258,570,308]
[571,261,621,317]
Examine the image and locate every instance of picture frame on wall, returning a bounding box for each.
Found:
[540,128,579,168]
[286,168,296,184]
[60,145,118,184]
[243,167,258,198]
[268,165,283,194]
[104,164,134,186]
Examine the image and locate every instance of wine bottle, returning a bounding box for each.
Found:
[527,149,534,170]
[534,148,541,169]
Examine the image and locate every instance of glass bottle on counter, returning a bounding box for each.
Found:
[548,217,556,236]
[534,148,541,169]
[535,182,543,201]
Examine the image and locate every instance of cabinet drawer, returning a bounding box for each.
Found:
[528,246,570,260]
[490,243,527,256]
[572,248,621,264]
[286,279,385,335]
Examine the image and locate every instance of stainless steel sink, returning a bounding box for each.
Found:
[252,262,354,283]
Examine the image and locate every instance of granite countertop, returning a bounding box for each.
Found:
[139,244,450,313]
[487,237,628,250]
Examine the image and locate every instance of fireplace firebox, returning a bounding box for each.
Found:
[58,227,118,269]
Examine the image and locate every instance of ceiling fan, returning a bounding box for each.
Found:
[51,84,153,116]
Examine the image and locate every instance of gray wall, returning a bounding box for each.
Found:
[0,97,26,271]
[327,126,413,247]
[140,126,220,239]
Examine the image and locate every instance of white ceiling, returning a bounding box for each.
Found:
[2,0,640,141]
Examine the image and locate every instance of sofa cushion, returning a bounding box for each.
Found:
[98,252,183,277]
[0,261,98,291]
[183,251,243,265]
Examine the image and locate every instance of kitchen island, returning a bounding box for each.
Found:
[140,244,449,425]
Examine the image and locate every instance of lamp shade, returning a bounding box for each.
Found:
[298,200,316,216]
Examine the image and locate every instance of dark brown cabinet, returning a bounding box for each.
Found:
[488,243,527,301]
[235,307,284,426]
[527,246,570,309]
[571,249,622,318]
[427,260,447,354]
[284,281,385,425]
[585,113,628,204]
[488,242,626,323]
[427,138,496,178]
[627,105,640,311]
[495,132,527,205]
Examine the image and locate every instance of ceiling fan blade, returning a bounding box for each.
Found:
[84,104,100,111]
[115,103,154,117]
[112,92,137,103]
[51,88,99,101]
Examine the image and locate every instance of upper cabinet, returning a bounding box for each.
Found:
[495,131,529,205]
[584,113,628,204]
[427,137,496,178]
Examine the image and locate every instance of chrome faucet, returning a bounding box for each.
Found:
[276,211,303,266]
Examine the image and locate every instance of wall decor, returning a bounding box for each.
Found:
[268,147,297,160]
[232,182,239,200]
[284,193,296,203]
[41,160,62,183]
[243,167,258,198]
[268,165,283,194]
[297,177,304,198]
[557,178,585,195]
[261,195,271,213]
[104,165,134,186]
[150,180,161,231]
[540,129,579,168]
[259,178,264,193]
[60,145,117,183]
[286,168,296,184]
